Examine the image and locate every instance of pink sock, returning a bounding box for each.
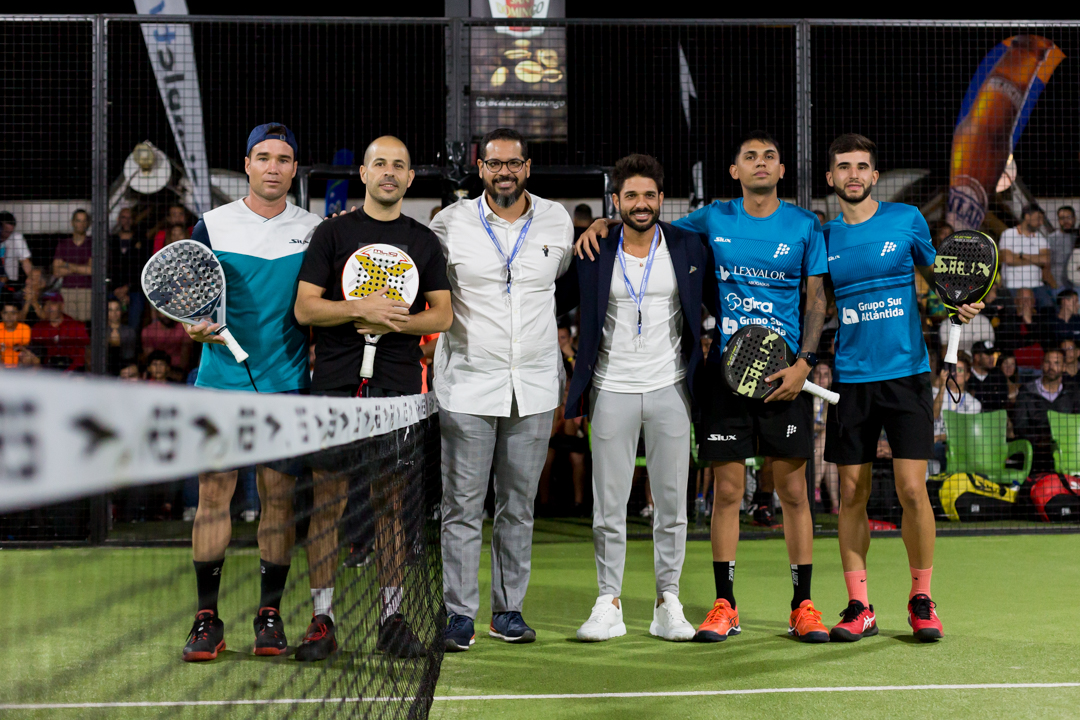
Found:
[844,570,869,607]
[909,566,933,599]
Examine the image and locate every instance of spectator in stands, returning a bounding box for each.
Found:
[141,306,191,371]
[108,206,147,329]
[966,341,1008,411]
[997,287,1048,369]
[165,223,187,246]
[0,210,32,290]
[119,362,141,380]
[1061,338,1079,389]
[53,209,94,322]
[106,297,138,375]
[17,266,47,325]
[930,221,954,247]
[429,205,441,222]
[999,352,1021,407]
[811,362,838,514]
[1049,206,1077,291]
[1000,204,1054,306]
[1,300,30,367]
[814,209,827,226]
[151,204,192,254]
[557,322,576,373]
[931,352,981,473]
[1012,348,1080,472]
[1069,236,1080,289]
[1053,289,1080,344]
[573,203,594,231]
[537,383,589,516]
[145,349,173,383]
[30,291,89,371]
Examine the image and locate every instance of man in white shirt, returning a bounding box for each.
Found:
[999,205,1052,297]
[429,128,575,651]
[0,211,32,288]
[564,154,709,643]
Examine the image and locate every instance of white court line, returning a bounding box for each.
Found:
[2,683,1079,709]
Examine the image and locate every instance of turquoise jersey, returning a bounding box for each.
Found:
[674,198,828,357]
[192,199,322,392]
[823,201,936,383]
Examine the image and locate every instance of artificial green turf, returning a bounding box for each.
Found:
[1,533,1078,719]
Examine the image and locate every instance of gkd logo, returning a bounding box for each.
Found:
[881,242,897,256]
[726,292,774,314]
[842,308,860,325]
[774,243,790,259]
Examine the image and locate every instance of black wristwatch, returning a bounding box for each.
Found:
[796,351,818,368]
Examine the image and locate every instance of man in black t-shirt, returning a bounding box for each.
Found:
[967,341,1009,411]
[294,136,452,660]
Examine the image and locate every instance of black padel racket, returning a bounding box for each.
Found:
[933,230,999,402]
[720,325,839,404]
[141,239,249,364]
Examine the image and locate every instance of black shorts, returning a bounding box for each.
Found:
[824,372,934,465]
[698,362,814,462]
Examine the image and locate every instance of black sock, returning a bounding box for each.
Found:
[753,491,772,508]
[791,564,813,610]
[713,561,736,607]
[194,559,224,614]
[259,560,291,611]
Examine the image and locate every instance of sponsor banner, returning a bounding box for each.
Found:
[0,371,436,513]
[134,0,213,217]
[841,297,906,324]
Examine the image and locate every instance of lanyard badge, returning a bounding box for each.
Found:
[616,225,660,350]
[478,198,532,298]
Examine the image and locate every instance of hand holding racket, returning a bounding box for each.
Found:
[933,230,998,402]
[342,244,419,380]
[720,325,839,405]
[141,240,249,363]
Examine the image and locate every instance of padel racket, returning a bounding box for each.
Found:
[933,230,999,401]
[720,325,839,405]
[141,239,249,363]
[341,243,419,380]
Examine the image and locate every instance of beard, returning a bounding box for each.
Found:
[620,206,659,233]
[832,181,873,204]
[485,173,525,208]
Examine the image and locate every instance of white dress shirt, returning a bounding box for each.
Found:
[593,232,686,394]
[430,192,574,417]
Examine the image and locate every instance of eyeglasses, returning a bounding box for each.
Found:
[481,158,525,173]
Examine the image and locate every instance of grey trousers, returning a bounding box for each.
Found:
[590,383,691,599]
[440,397,554,619]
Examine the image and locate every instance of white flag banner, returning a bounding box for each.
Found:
[134,0,212,217]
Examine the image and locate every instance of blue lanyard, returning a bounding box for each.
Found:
[478,197,532,294]
[616,225,660,338]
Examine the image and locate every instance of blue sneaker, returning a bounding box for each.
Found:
[444,613,475,652]
[489,611,536,643]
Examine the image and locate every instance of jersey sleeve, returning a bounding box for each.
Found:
[910,209,936,266]
[296,221,336,290]
[190,219,211,249]
[803,217,828,277]
[418,228,451,294]
[672,204,713,235]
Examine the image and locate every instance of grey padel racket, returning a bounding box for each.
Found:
[720,325,838,404]
[933,230,999,401]
[341,243,419,380]
[141,239,249,364]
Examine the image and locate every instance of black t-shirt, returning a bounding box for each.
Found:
[297,209,449,394]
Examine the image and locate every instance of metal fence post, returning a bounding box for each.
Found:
[446,17,469,171]
[89,13,109,545]
[795,19,812,212]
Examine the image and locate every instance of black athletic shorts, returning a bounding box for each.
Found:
[698,362,814,462]
[824,372,934,465]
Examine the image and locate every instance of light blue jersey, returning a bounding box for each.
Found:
[192,199,322,392]
[674,198,828,357]
[823,201,936,383]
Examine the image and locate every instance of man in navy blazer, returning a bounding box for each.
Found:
[565,154,713,643]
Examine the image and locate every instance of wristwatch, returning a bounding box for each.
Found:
[796,351,818,368]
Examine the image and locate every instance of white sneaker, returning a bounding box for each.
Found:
[182,507,196,522]
[650,591,695,641]
[640,503,654,519]
[576,594,626,642]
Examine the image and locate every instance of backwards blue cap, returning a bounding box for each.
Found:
[246,123,298,157]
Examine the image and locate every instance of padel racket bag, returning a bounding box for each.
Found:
[1026,473,1080,523]
[931,473,1019,522]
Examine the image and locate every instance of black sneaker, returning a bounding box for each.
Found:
[183,610,225,662]
[342,544,372,569]
[253,607,288,656]
[294,614,337,662]
[377,613,426,658]
[751,504,780,529]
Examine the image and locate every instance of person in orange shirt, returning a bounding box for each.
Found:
[1,300,31,367]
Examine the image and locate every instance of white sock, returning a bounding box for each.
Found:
[381,586,402,622]
[312,587,334,622]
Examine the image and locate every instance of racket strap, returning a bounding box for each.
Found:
[355,378,369,398]
[243,360,260,393]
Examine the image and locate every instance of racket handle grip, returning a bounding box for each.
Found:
[217,327,249,364]
[802,380,839,405]
[360,344,376,379]
[944,316,963,366]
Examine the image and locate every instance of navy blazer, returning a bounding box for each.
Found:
[565,221,711,419]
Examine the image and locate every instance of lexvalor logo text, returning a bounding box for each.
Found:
[842,297,904,324]
[718,265,787,284]
[725,292,774,314]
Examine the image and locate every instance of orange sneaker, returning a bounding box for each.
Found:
[788,599,830,643]
[692,599,740,643]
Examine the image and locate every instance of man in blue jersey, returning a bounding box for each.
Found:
[180,123,324,662]
[820,134,981,644]
[577,131,832,644]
